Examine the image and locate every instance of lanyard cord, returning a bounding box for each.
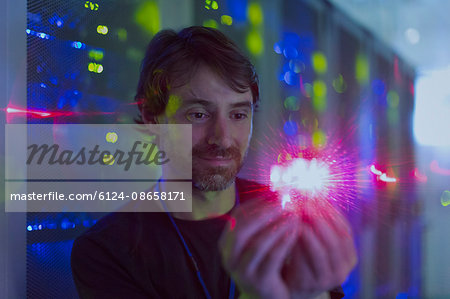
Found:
[159,182,239,299]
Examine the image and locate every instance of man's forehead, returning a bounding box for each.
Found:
[172,83,253,108]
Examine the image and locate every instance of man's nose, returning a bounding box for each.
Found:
[207,116,232,148]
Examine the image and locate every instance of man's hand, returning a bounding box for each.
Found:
[219,198,357,299]
[284,205,357,299]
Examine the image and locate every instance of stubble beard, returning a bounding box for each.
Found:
[192,145,249,191]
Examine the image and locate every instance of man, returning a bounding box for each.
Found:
[71,26,357,298]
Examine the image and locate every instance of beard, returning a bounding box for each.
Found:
[192,143,248,191]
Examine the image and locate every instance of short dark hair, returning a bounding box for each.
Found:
[135,26,259,123]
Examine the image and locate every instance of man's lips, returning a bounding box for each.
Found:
[195,155,233,161]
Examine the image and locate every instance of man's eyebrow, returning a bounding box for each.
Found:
[230,101,253,110]
[182,99,253,110]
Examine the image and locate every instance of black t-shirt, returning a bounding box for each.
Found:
[71,178,345,298]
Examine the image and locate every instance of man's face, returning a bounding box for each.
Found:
[157,64,254,191]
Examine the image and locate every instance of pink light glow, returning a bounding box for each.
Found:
[370,164,383,176]
[379,173,397,183]
[430,160,450,176]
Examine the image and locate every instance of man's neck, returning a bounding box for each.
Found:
[171,182,237,221]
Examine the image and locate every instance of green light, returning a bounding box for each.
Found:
[312,95,326,113]
[117,28,127,41]
[303,83,313,98]
[387,90,400,108]
[211,1,219,9]
[221,15,233,26]
[248,2,263,26]
[289,59,305,73]
[88,49,104,61]
[387,107,399,125]
[312,130,327,148]
[332,74,347,93]
[88,62,103,73]
[312,52,327,74]
[246,29,263,56]
[135,1,160,35]
[165,95,181,117]
[355,53,369,85]
[284,96,300,111]
[441,190,450,207]
[313,80,327,97]
[203,19,218,29]
[85,1,99,11]
[96,25,108,35]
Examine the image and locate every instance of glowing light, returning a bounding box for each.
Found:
[413,67,450,147]
[106,132,118,143]
[203,19,218,29]
[430,160,450,176]
[246,29,263,56]
[284,96,300,111]
[85,1,99,11]
[72,41,85,49]
[289,59,305,73]
[248,3,263,25]
[283,120,298,136]
[6,107,51,117]
[271,158,330,194]
[273,42,282,54]
[313,80,327,97]
[103,155,115,165]
[372,79,386,96]
[332,74,347,93]
[281,194,291,209]
[379,173,397,183]
[27,225,32,231]
[355,53,369,85]
[312,130,327,148]
[441,191,450,207]
[387,90,399,108]
[283,71,297,86]
[370,165,383,176]
[221,15,233,26]
[135,1,160,35]
[312,52,327,74]
[96,25,108,35]
[405,28,420,44]
[312,96,326,112]
[88,49,104,61]
[413,168,427,182]
[165,95,182,117]
[117,28,127,41]
[88,63,103,73]
[212,1,219,9]
[303,83,313,98]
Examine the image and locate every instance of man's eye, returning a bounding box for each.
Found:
[231,113,248,120]
[187,112,209,121]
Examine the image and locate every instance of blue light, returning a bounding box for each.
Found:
[40,83,47,88]
[273,42,283,54]
[283,120,298,136]
[27,225,33,231]
[227,0,248,23]
[283,46,298,59]
[71,41,85,49]
[372,79,386,96]
[284,71,297,86]
[26,29,31,34]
